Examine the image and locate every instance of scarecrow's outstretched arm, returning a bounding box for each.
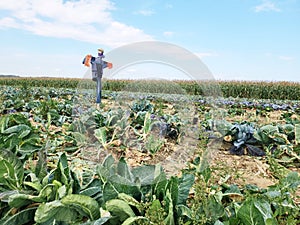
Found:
[82,54,92,67]
[83,55,112,69]
[103,61,113,69]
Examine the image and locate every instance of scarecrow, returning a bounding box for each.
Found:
[82,49,113,104]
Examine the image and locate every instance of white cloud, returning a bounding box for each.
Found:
[0,0,153,48]
[134,9,155,16]
[0,17,20,29]
[254,0,281,12]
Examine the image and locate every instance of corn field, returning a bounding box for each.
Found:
[1,77,300,100]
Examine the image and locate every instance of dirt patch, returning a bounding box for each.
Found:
[78,135,199,177]
[225,109,286,125]
[210,149,276,188]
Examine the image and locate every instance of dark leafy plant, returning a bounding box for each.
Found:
[189,156,300,225]
[227,122,265,156]
[0,153,103,225]
[95,155,195,224]
[130,99,154,113]
[208,120,265,156]
[0,113,41,157]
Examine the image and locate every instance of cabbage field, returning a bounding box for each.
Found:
[0,78,299,225]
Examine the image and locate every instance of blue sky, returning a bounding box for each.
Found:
[0,0,299,81]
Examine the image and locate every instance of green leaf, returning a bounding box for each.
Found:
[35,202,79,224]
[103,176,141,202]
[81,217,110,225]
[103,182,119,202]
[264,190,281,199]
[149,198,162,211]
[152,172,168,201]
[80,186,102,197]
[254,124,279,145]
[214,220,225,225]
[131,164,158,186]
[118,193,143,213]
[166,176,179,208]
[177,204,192,219]
[72,131,87,144]
[254,200,277,225]
[96,155,115,183]
[106,199,135,222]
[2,124,31,134]
[34,201,64,223]
[18,129,31,139]
[214,120,234,136]
[178,173,195,205]
[38,184,57,202]
[58,185,67,199]
[295,124,300,145]
[54,152,70,186]
[142,112,152,134]
[8,194,32,208]
[280,172,300,191]
[96,165,111,183]
[260,125,279,134]
[23,181,42,192]
[0,190,18,202]
[94,127,108,147]
[70,170,81,194]
[48,207,79,224]
[237,198,273,225]
[279,124,294,135]
[0,150,24,190]
[117,157,133,182]
[79,178,103,196]
[102,154,115,169]
[35,151,48,180]
[50,153,80,196]
[1,206,36,225]
[268,156,290,179]
[253,131,269,144]
[61,194,100,220]
[0,160,20,190]
[204,196,225,221]
[0,115,9,133]
[164,190,175,225]
[121,216,150,225]
[9,191,49,208]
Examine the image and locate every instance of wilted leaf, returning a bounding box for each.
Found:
[106,199,135,222]
[94,127,107,147]
[34,201,63,223]
[61,194,100,220]
[8,193,43,208]
[117,157,133,182]
[121,216,150,225]
[1,207,37,225]
[0,150,24,190]
[295,124,300,145]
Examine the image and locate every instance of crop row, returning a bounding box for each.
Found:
[0,85,299,224]
[1,77,300,100]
